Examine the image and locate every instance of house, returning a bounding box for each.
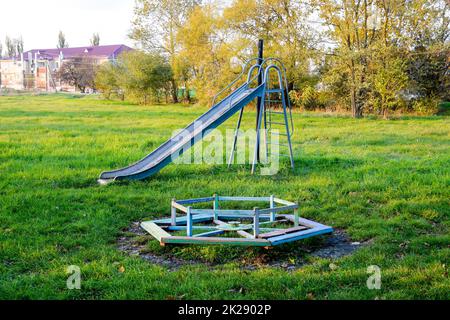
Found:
[0,44,132,92]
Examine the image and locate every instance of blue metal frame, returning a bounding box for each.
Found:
[141,195,333,247]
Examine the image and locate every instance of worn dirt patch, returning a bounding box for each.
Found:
[118,221,369,271]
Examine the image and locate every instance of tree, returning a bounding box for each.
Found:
[129,0,200,103]
[223,0,314,92]
[371,51,408,119]
[5,36,16,57]
[0,41,3,58]
[95,62,120,99]
[95,51,175,104]
[117,51,173,104]
[58,57,96,93]
[16,36,24,55]
[177,5,238,104]
[57,31,69,49]
[315,0,449,117]
[90,33,100,46]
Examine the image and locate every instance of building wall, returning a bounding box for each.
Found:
[0,60,25,90]
[1,55,116,92]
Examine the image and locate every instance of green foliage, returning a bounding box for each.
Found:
[289,90,302,108]
[371,55,409,118]
[126,0,448,115]
[316,0,449,117]
[0,94,449,299]
[408,47,449,100]
[130,0,201,103]
[412,97,440,115]
[301,86,319,110]
[95,63,120,100]
[95,51,173,104]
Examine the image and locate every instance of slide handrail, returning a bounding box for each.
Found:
[261,58,294,135]
[211,57,263,107]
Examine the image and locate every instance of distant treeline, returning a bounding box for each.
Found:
[95,0,449,118]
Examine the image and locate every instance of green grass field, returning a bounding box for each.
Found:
[0,94,449,299]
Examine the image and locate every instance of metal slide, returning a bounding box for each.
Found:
[98,83,265,183]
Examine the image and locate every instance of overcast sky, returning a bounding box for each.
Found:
[0,0,136,51]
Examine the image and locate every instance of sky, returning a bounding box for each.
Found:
[0,0,136,51]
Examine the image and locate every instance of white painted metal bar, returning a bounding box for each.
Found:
[140,222,172,242]
[253,207,260,238]
[258,204,298,215]
[171,198,177,226]
[217,196,271,201]
[273,198,296,206]
[294,205,299,227]
[172,200,188,213]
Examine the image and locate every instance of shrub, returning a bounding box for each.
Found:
[288,90,302,108]
[412,97,440,115]
[301,86,318,110]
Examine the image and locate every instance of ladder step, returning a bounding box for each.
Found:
[267,142,290,147]
[267,111,285,115]
[267,153,292,158]
[269,132,289,136]
[266,89,284,93]
[267,121,286,125]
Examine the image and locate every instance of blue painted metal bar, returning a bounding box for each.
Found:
[270,195,275,222]
[194,230,225,238]
[166,226,218,231]
[186,206,193,237]
[152,213,212,225]
[176,197,215,205]
[269,227,333,246]
[190,209,254,215]
[213,194,219,221]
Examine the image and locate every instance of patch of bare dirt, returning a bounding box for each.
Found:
[118,221,370,272]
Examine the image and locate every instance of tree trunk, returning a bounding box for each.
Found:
[350,86,358,118]
[171,78,178,103]
[382,108,389,120]
[186,85,192,104]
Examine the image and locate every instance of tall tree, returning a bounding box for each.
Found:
[90,33,100,46]
[57,31,69,49]
[5,36,16,57]
[224,0,315,91]
[129,0,201,103]
[16,36,24,55]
